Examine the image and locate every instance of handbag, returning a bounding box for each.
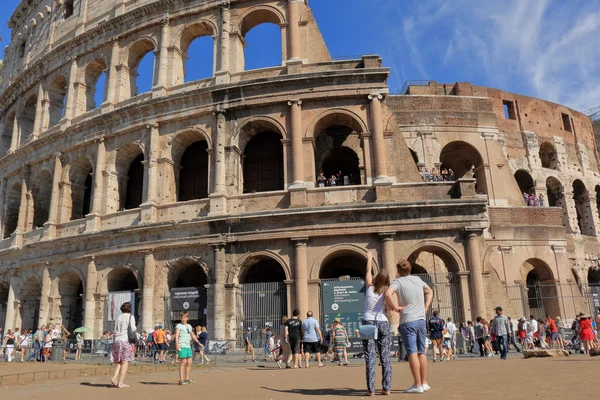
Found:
[127,315,137,344]
[359,310,381,340]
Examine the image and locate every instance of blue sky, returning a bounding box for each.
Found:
[1,0,600,112]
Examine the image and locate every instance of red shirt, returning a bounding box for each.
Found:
[546,318,558,333]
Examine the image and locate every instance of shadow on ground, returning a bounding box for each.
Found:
[262,387,366,396]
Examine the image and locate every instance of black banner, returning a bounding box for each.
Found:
[170,287,202,311]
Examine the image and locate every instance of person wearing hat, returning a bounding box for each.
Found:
[578,312,595,354]
[332,317,349,366]
[491,306,510,360]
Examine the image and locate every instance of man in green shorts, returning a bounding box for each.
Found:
[175,311,201,385]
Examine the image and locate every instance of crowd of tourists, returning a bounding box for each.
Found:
[523,192,545,206]
[0,324,77,362]
[316,171,359,187]
[420,167,456,182]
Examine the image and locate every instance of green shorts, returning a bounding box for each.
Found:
[178,347,193,359]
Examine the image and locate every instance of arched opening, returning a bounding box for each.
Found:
[546,177,569,229]
[32,171,53,229]
[128,40,156,97]
[1,112,16,154]
[588,268,600,288]
[84,59,107,111]
[116,145,145,211]
[243,131,284,193]
[0,281,9,331]
[240,11,282,71]
[48,76,68,127]
[58,272,84,334]
[523,259,560,320]
[539,142,558,170]
[20,95,37,145]
[167,260,208,328]
[105,267,139,332]
[440,141,487,194]
[573,179,595,236]
[409,148,419,166]
[69,158,94,220]
[19,277,41,330]
[514,170,535,195]
[179,141,209,201]
[313,113,365,185]
[238,257,287,341]
[180,23,214,83]
[319,253,366,279]
[3,182,21,239]
[407,246,462,321]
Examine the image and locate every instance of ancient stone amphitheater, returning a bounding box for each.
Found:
[0,0,598,341]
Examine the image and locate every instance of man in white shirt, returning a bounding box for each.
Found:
[529,315,538,348]
[446,317,457,358]
[50,324,60,339]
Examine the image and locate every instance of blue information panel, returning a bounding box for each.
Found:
[322,279,366,336]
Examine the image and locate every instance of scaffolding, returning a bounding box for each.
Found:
[584,106,600,121]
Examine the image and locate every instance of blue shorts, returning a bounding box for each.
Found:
[400,320,427,356]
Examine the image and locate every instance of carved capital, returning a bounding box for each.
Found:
[213,106,227,116]
[287,99,302,107]
[368,94,383,102]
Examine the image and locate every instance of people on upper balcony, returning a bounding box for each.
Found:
[317,172,327,188]
[420,167,455,182]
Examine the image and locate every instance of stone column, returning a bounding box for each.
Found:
[286,0,303,62]
[9,113,20,152]
[215,4,231,84]
[0,179,5,238]
[292,237,309,317]
[38,266,52,327]
[86,138,105,231]
[465,228,486,319]
[83,257,97,339]
[212,243,226,340]
[141,124,159,223]
[141,250,156,333]
[368,94,389,184]
[31,83,45,140]
[13,168,30,246]
[457,271,472,322]
[379,232,398,327]
[153,18,170,96]
[62,57,79,126]
[3,276,18,334]
[288,100,305,187]
[103,37,120,109]
[209,108,227,215]
[43,153,63,240]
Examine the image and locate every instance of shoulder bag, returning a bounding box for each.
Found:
[127,314,137,344]
[359,307,382,341]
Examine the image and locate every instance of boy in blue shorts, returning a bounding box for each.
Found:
[175,311,201,385]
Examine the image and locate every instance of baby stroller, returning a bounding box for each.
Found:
[565,335,583,354]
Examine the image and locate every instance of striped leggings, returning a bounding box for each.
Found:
[361,320,392,394]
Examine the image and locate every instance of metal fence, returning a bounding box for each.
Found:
[237,281,287,347]
[413,273,463,322]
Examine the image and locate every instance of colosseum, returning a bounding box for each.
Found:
[0,0,599,342]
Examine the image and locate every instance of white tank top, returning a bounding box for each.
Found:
[363,286,389,322]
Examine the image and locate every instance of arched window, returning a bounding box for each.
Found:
[70,157,93,220]
[546,177,569,228]
[64,0,74,19]
[32,171,53,229]
[124,154,144,210]
[243,131,284,193]
[58,272,84,332]
[573,179,595,236]
[240,11,283,71]
[84,59,107,111]
[49,76,68,127]
[514,170,535,195]
[180,23,214,83]
[319,253,366,279]
[3,182,21,239]
[523,259,559,319]
[20,95,37,145]
[539,142,558,170]
[439,141,487,194]
[128,40,156,97]
[179,141,209,201]
[1,112,16,154]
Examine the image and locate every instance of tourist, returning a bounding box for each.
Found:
[284,309,302,368]
[3,329,15,362]
[529,315,539,346]
[75,331,83,360]
[332,318,349,366]
[441,168,449,181]
[491,306,510,360]
[481,318,494,357]
[578,312,595,354]
[330,175,337,186]
[43,327,53,362]
[556,317,566,349]
[474,317,486,356]
[198,326,210,364]
[507,317,520,352]
[302,311,324,368]
[155,324,167,364]
[466,321,475,353]
[262,326,273,361]
[29,325,45,362]
[538,319,549,349]
[385,259,433,394]
[279,316,291,368]
[243,327,256,363]
[428,310,445,362]
[523,192,528,205]
[175,311,201,385]
[538,193,545,206]
[446,317,457,358]
[111,302,136,388]
[18,328,29,362]
[317,172,327,188]
[545,316,559,349]
[448,169,455,181]
[361,249,392,396]
[60,325,71,361]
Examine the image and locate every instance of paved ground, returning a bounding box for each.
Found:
[0,355,596,399]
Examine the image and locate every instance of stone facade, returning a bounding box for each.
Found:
[0,0,597,340]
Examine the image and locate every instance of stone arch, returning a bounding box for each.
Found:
[31,170,53,229]
[56,269,85,332]
[166,256,211,286]
[18,273,42,330]
[514,169,535,195]
[127,38,157,97]
[3,181,21,239]
[165,257,210,326]
[400,240,466,273]
[115,143,145,210]
[309,244,380,280]
[179,21,216,83]
[522,258,560,319]
[228,251,291,285]
[306,108,368,139]
[1,111,16,154]
[588,267,600,287]
[67,156,94,220]
[539,141,558,170]
[573,179,595,236]
[83,58,108,111]
[48,75,68,127]
[238,6,285,71]
[238,6,286,37]
[104,265,142,293]
[170,128,212,165]
[20,94,37,145]
[546,176,569,229]
[233,116,287,152]
[439,141,487,194]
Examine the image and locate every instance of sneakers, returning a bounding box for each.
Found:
[404,385,424,394]
[422,383,431,391]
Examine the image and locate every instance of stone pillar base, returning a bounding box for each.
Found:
[152,86,167,98]
[286,58,303,74]
[85,213,103,232]
[10,232,23,248]
[289,186,307,207]
[374,181,393,202]
[42,223,57,240]
[101,102,115,114]
[208,193,228,216]
[140,202,158,223]
[214,71,231,85]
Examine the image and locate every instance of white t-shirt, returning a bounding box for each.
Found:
[446,321,456,337]
[51,329,60,339]
[389,276,429,325]
[529,319,538,334]
[19,334,29,347]
[114,313,136,343]
[363,286,388,321]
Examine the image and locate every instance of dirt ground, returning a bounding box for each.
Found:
[0,356,596,399]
